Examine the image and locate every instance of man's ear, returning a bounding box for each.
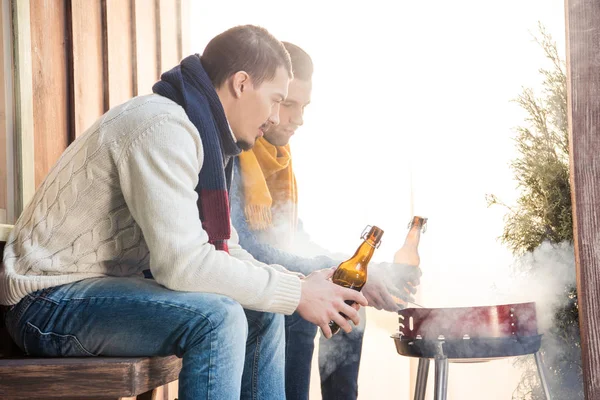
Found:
[231,71,251,99]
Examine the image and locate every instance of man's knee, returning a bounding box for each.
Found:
[206,295,248,335]
[180,294,248,346]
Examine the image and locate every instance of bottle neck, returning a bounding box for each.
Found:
[351,240,376,264]
[403,224,422,249]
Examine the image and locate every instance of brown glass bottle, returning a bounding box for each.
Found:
[392,216,427,305]
[329,225,384,335]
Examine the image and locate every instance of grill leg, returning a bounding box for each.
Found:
[434,357,449,400]
[414,358,430,400]
[534,351,552,400]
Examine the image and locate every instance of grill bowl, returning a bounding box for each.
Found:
[392,333,542,360]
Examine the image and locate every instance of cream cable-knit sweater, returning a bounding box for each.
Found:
[0,95,301,314]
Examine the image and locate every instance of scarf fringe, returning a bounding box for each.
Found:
[245,204,273,231]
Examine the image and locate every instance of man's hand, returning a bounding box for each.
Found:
[296,269,368,339]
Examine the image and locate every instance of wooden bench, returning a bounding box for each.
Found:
[0,224,182,400]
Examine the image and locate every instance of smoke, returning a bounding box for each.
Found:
[503,241,584,399]
[499,241,576,334]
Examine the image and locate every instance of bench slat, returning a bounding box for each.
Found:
[0,355,182,399]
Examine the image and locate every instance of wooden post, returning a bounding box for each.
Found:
[11,0,35,212]
[132,0,159,96]
[104,0,135,108]
[29,0,72,188]
[0,223,12,242]
[565,0,600,398]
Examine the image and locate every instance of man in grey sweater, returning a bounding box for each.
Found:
[0,25,367,400]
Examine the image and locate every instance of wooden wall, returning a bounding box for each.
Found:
[28,0,188,188]
[0,0,189,219]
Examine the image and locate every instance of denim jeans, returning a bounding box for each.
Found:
[284,311,317,400]
[318,318,365,400]
[284,309,365,400]
[4,276,285,400]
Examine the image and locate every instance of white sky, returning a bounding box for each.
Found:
[190,1,567,398]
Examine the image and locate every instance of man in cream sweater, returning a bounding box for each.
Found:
[0,25,367,400]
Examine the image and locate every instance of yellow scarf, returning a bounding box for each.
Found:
[238,137,298,234]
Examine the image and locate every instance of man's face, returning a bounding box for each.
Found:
[263,78,312,147]
[229,66,289,150]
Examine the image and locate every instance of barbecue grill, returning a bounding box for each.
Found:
[391,302,552,400]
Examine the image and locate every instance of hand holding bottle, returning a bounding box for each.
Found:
[296,268,368,339]
[360,268,400,311]
[373,262,422,307]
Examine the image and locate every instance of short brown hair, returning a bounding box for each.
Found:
[201,25,293,89]
[282,42,313,81]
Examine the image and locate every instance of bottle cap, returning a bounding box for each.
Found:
[408,216,428,232]
[362,225,384,247]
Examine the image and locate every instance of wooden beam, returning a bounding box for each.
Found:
[566,0,600,398]
[0,4,6,219]
[157,0,179,73]
[105,0,135,107]
[133,0,159,96]
[1,1,14,224]
[179,0,190,57]
[0,5,9,224]
[70,0,105,137]
[0,223,13,242]
[29,0,71,189]
[11,0,35,213]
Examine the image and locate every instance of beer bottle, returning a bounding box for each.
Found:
[329,225,384,335]
[392,216,427,305]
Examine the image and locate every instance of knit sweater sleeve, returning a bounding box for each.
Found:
[116,113,301,314]
[230,161,338,276]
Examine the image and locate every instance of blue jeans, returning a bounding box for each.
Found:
[318,320,364,400]
[284,311,365,400]
[4,277,285,400]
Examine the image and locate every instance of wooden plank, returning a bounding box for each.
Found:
[179,0,190,57]
[565,0,600,399]
[0,223,12,241]
[2,1,15,225]
[11,0,35,213]
[0,356,182,399]
[0,2,7,215]
[105,0,134,107]
[70,0,105,137]
[133,0,159,95]
[157,0,179,73]
[29,0,71,188]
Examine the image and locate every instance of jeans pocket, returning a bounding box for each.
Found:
[23,322,96,357]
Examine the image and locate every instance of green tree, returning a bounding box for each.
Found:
[487,23,583,400]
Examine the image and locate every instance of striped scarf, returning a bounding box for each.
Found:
[153,54,240,252]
